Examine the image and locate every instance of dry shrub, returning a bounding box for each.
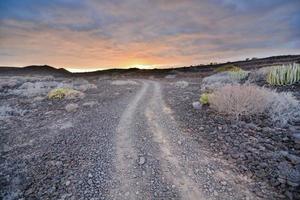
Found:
[2,76,96,98]
[0,75,55,89]
[269,92,300,126]
[215,64,241,72]
[247,66,272,84]
[209,84,272,118]
[201,72,239,92]
[78,83,97,91]
[10,81,67,97]
[48,88,85,100]
[229,70,249,80]
[209,84,300,126]
[0,77,22,90]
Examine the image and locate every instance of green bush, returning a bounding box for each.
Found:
[267,63,300,85]
[215,64,241,73]
[200,93,210,105]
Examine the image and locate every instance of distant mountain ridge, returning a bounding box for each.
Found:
[0,65,71,76]
[0,55,300,77]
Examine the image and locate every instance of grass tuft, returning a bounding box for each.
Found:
[215,64,241,73]
[48,88,84,100]
[229,70,249,80]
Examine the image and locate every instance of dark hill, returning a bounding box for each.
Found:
[0,55,300,77]
[0,65,71,76]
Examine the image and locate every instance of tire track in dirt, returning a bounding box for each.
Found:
[145,81,258,200]
[127,82,181,199]
[145,81,206,200]
[111,80,258,200]
[111,81,150,200]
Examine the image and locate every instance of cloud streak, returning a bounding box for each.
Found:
[0,0,299,70]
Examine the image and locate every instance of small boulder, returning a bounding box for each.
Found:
[65,180,71,186]
[165,74,176,79]
[60,121,73,130]
[292,133,300,144]
[286,154,300,165]
[78,84,97,91]
[174,81,189,88]
[138,156,146,165]
[192,102,202,110]
[287,169,300,187]
[65,103,79,112]
[83,101,97,107]
[33,96,44,102]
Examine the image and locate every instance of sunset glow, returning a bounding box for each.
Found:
[0,0,300,71]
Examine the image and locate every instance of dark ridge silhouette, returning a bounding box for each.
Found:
[0,55,300,77]
[0,65,71,76]
[73,54,300,77]
[176,54,300,73]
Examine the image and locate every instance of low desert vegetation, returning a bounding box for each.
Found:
[268,92,300,126]
[215,64,241,73]
[209,84,272,118]
[247,66,272,84]
[47,88,85,100]
[8,81,59,97]
[200,63,300,127]
[229,70,249,80]
[199,93,210,105]
[201,72,240,92]
[0,75,55,88]
[267,63,300,85]
[207,84,299,126]
[0,76,95,99]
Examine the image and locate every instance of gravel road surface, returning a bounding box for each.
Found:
[109,80,258,200]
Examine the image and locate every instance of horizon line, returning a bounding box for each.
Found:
[1,54,299,73]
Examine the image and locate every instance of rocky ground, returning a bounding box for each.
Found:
[0,73,299,200]
[0,76,138,199]
[163,77,300,200]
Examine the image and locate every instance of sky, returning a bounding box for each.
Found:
[0,0,300,72]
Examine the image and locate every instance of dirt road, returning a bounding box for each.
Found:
[1,79,259,200]
[110,80,257,200]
